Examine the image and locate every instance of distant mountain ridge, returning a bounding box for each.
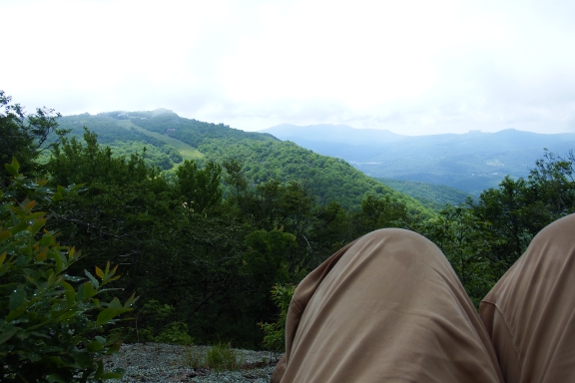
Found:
[54,111,435,218]
[261,124,575,195]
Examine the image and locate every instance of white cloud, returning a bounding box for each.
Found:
[1,0,575,134]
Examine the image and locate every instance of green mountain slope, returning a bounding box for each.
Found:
[376,178,472,212]
[56,111,435,219]
[115,120,203,161]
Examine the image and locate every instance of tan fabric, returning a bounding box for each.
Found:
[480,213,575,383]
[275,228,504,383]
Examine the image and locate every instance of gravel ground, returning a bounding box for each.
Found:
[105,343,281,383]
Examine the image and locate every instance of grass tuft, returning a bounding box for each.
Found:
[184,342,243,372]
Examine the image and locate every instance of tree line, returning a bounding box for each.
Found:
[1,90,574,380]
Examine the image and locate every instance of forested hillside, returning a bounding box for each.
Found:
[55,110,434,217]
[376,178,472,212]
[2,102,436,350]
[2,91,575,381]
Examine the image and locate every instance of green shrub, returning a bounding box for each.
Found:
[258,283,295,352]
[133,299,192,345]
[184,342,243,372]
[0,158,137,382]
[153,322,193,345]
[205,342,243,371]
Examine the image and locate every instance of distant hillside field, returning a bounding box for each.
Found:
[262,124,575,196]
[55,111,436,219]
[116,120,203,161]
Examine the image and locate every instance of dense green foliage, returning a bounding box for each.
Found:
[38,125,423,347]
[376,178,472,212]
[259,284,295,352]
[55,111,435,218]
[421,149,575,304]
[2,92,574,358]
[0,158,133,382]
[0,90,67,187]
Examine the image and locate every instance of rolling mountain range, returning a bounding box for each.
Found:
[261,124,575,195]
[54,110,436,218]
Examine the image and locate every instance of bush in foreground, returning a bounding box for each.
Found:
[0,158,136,382]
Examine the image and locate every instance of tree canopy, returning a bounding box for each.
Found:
[2,91,574,358]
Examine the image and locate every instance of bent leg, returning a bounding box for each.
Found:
[275,228,503,383]
[480,214,575,383]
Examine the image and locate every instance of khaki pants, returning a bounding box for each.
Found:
[271,214,575,383]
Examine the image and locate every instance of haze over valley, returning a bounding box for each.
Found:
[262,124,575,195]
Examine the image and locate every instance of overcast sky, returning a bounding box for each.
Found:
[2,0,575,135]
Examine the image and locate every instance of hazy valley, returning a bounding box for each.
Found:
[262,124,575,196]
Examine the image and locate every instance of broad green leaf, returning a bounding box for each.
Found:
[5,164,18,177]
[39,234,54,247]
[95,266,105,279]
[83,281,97,298]
[36,248,48,262]
[10,220,28,235]
[47,269,56,284]
[27,351,42,362]
[106,342,122,355]
[96,307,117,326]
[5,158,20,177]
[9,285,26,310]
[109,297,122,310]
[113,307,131,316]
[49,249,64,274]
[84,269,99,288]
[72,351,92,369]
[94,359,104,379]
[109,264,118,277]
[24,200,36,212]
[0,251,6,266]
[76,282,96,302]
[87,341,104,352]
[27,211,46,220]
[107,275,121,283]
[57,185,65,195]
[9,157,20,171]
[6,305,26,322]
[107,331,122,344]
[0,262,13,277]
[64,274,84,282]
[0,327,18,345]
[29,218,47,236]
[61,281,75,307]
[19,243,32,255]
[95,335,106,343]
[76,283,85,301]
[51,193,63,202]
